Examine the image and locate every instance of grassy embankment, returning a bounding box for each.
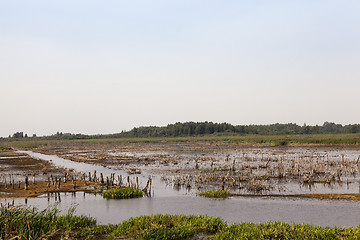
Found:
[2,205,360,239]
[2,133,360,149]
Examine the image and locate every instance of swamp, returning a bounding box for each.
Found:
[1,137,360,238]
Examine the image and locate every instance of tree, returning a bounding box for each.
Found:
[12,132,24,138]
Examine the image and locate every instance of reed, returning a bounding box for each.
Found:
[0,204,96,239]
[212,222,360,239]
[108,214,225,239]
[90,215,360,239]
[199,190,229,198]
[102,187,143,199]
[2,205,360,239]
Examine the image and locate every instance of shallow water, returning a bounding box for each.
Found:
[2,148,360,227]
[2,192,360,227]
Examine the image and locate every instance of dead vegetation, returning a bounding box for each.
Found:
[2,142,360,200]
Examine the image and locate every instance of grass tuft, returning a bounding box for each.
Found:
[102,187,143,199]
[199,190,230,198]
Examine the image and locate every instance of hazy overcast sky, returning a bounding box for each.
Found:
[1,1,360,137]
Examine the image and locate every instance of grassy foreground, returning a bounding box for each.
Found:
[2,205,360,239]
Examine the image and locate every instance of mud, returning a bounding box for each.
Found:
[0,180,104,198]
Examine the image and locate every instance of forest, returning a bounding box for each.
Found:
[6,122,360,140]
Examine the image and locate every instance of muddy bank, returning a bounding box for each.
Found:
[0,180,105,198]
[0,151,67,183]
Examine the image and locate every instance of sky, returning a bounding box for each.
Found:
[1,0,360,137]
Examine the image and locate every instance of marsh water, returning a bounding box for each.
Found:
[2,148,360,227]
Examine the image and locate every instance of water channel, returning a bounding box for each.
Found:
[1,150,360,227]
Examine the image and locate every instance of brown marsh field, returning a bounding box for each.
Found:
[1,134,360,200]
[3,135,360,239]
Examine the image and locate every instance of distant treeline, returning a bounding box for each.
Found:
[5,122,360,140]
[114,122,360,138]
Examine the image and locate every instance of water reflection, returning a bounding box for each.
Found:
[2,192,360,228]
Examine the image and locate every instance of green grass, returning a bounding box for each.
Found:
[0,204,96,239]
[212,222,360,240]
[2,133,360,149]
[106,214,225,239]
[2,205,360,239]
[84,215,360,240]
[0,144,12,151]
[199,190,230,198]
[102,187,143,199]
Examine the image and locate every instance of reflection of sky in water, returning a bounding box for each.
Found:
[16,148,360,196]
[2,148,360,227]
[2,192,360,227]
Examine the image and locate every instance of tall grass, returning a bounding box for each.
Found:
[108,214,225,239]
[212,222,360,239]
[0,204,96,239]
[102,187,143,199]
[2,205,360,239]
[199,190,229,198]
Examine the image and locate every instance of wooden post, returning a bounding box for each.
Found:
[25,176,29,190]
[118,175,122,187]
[83,173,87,185]
[93,170,97,182]
[73,177,76,190]
[148,177,152,195]
[143,178,150,192]
[100,173,104,184]
[111,173,115,186]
